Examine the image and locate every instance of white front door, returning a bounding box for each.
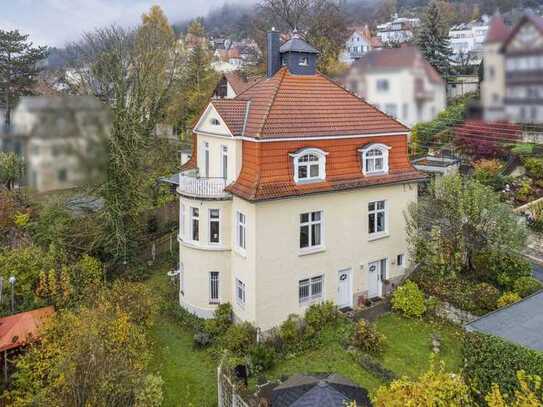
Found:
[337,268,352,308]
[367,260,384,298]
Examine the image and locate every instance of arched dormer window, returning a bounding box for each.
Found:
[289,148,328,183]
[359,143,391,176]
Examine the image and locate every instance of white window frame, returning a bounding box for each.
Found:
[397,253,405,268]
[208,209,221,245]
[221,145,228,180]
[236,211,247,254]
[236,278,246,307]
[299,210,324,252]
[359,143,391,176]
[299,56,309,66]
[290,148,328,183]
[368,200,388,239]
[209,271,220,304]
[299,275,324,304]
[202,142,210,177]
[190,207,200,242]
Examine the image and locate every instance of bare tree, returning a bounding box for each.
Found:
[65,7,184,265]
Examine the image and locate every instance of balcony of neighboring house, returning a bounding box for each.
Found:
[177,169,232,200]
[414,78,434,101]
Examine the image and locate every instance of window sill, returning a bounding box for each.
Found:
[299,297,323,307]
[363,170,388,177]
[179,238,229,252]
[298,246,326,256]
[294,178,326,185]
[368,233,390,242]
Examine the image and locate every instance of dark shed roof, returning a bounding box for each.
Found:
[271,373,371,407]
[465,291,543,352]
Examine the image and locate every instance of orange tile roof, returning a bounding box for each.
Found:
[225,135,426,201]
[0,306,55,352]
[212,99,249,135]
[485,16,511,44]
[212,67,408,139]
[223,72,263,96]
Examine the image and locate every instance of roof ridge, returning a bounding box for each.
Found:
[234,75,265,98]
[241,100,251,137]
[256,68,287,137]
[316,71,411,132]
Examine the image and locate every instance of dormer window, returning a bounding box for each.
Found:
[290,148,328,183]
[210,118,220,126]
[299,56,308,66]
[359,144,391,176]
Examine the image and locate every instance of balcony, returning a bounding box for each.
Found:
[177,171,231,199]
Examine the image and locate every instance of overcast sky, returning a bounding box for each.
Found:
[1,0,255,47]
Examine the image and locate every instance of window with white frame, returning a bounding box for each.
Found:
[300,211,323,250]
[236,278,246,306]
[236,211,247,251]
[209,272,219,304]
[299,56,309,66]
[359,144,390,175]
[299,275,323,303]
[209,209,220,244]
[203,142,210,177]
[368,200,386,236]
[290,148,327,183]
[397,254,405,267]
[190,207,200,241]
[221,145,228,180]
[376,79,389,92]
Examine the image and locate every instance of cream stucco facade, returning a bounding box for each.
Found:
[481,41,507,122]
[178,103,418,330]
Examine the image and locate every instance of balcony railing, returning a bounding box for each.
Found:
[177,172,231,199]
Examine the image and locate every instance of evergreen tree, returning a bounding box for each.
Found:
[416,1,452,77]
[0,30,48,129]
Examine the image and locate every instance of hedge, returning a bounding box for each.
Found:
[463,332,543,398]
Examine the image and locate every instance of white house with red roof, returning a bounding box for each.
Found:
[339,26,382,65]
[177,30,425,330]
[341,46,446,127]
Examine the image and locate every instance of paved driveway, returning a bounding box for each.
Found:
[532,262,543,283]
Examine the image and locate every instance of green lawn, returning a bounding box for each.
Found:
[374,313,464,378]
[266,313,464,395]
[144,267,464,402]
[146,270,218,407]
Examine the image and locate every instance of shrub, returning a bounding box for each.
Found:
[464,332,543,399]
[515,179,534,203]
[356,353,397,382]
[391,281,426,318]
[373,361,472,406]
[472,283,500,313]
[497,291,521,308]
[524,157,543,179]
[513,276,542,298]
[222,322,257,355]
[474,252,532,290]
[304,301,339,333]
[352,320,385,354]
[204,303,232,337]
[278,314,304,346]
[248,343,276,373]
[193,330,212,348]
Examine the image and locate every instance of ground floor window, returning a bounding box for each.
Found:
[209,272,219,304]
[236,278,246,307]
[299,275,323,303]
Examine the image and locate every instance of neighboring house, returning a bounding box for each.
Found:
[449,16,490,65]
[213,71,262,99]
[341,46,447,127]
[376,15,420,46]
[1,96,110,193]
[481,15,511,122]
[482,14,543,124]
[185,33,208,51]
[502,14,543,124]
[339,26,381,65]
[176,30,425,331]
